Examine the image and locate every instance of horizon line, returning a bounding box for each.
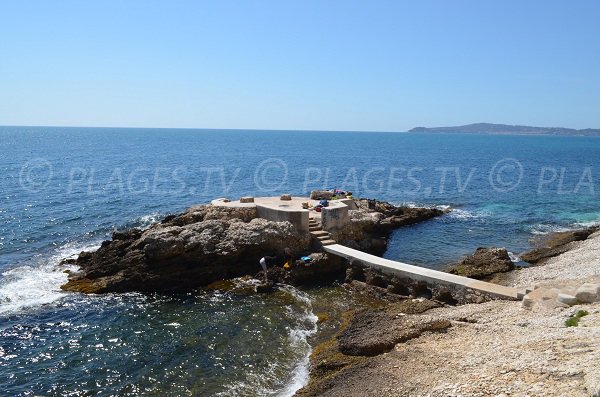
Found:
[2,123,600,136]
[0,124,411,134]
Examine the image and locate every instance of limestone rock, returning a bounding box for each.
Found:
[364,268,388,288]
[557,293,578,306]
[522,295,535,309]
[447,247,514,280]
[575,283,600,303]
[260,253,345,285]
[353,199,446,230]
[62,205,310,293]
[330,199,445,256]
[310,190,333,200]
[521,287,569,311]
[337,302,450,357]
[60,199,446,294]
[521,227,599,264]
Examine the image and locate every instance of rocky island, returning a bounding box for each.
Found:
[410,122,600,136]
[61,195,445,294]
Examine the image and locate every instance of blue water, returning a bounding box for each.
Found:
[1,126,599,395]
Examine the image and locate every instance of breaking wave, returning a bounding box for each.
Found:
[0,241,100,316]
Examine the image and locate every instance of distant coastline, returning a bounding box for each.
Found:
[410,123,600,136]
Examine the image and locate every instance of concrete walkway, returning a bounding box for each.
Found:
[324,244,520,300]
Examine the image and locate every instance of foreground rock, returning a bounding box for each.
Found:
[298,299,600,397]
[338,301,450,356]
[521,227,599,265]
[296,299,449,397]
[297,226,600,397]
[447,247,514,280]
[62,199,446,294]
[297,227,600,397]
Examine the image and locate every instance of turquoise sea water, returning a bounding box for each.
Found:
[1,127,599,395]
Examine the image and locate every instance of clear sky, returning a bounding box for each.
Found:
[1,1,599,131]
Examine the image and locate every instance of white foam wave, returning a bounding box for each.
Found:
[396,203,488,221]
[399,201,420,208]
[397,202,451,212]
[0,264,71,315]
[530,218,600,237]
[530,223,577,235]
[0,241,100,316]
[216,284,318,397]
[276,285,318,397]
[447,208,477,220]
[573,219,600,229]
[136,213,162,229]
[507,251,521,263]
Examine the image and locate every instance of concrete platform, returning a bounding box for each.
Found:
[324,244,519,300]
[212,196,353,217]
[212,196,353,232]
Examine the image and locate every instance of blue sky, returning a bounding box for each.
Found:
[1,1,599,131]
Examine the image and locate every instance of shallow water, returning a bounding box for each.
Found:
[1,281,319,396]
[1,127,599,395]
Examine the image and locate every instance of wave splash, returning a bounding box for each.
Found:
[530,218,600,236]
[215,283,318,397]
[0,211,168,316]
[276,284,319,397]
[0,241,100,316]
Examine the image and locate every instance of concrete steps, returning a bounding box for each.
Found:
[311,230,329,237]
[320,239,337,246]
[309,217,336,247]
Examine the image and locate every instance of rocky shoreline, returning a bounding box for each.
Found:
[61,198,445,294]
[296,228,600,396]
[59,195,600,396]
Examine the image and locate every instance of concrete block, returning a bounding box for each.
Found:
[575,283,600,303]
[522,295,535,309]
[557,293,578,306]
[240,196,254,203]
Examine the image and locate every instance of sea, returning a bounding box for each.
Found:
[1,127,599,396]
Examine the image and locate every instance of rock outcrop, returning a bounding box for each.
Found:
[353,199,446,230]
[521,227,599,265]
[62,205,310,293]
[447,247,514,280]
[295,298,449,397]
[61,199,447,294]
[338,301,450,356]
[330,199,446,255]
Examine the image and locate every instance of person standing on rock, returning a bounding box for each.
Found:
[259,256,276,283]
[259,248,294,283]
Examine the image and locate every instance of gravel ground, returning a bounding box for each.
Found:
[508,231,600,288]
[309,232,600,396]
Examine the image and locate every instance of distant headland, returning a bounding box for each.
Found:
[409,123,600,136]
